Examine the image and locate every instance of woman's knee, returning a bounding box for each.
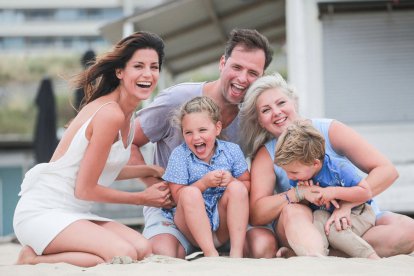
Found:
[90,255,106,265]
[280,204,311,225]
[134,238,152,260]
[362,212,414,256]
[103,241,138,262]
[380,213,414,254]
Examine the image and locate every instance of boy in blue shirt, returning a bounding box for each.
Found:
[275,120,380,259]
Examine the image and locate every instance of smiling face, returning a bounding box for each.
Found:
[116,48,160,101]
[218,46,265,105]
[181,111,222,163]
[281,160,320,181]
[256,87,299,138]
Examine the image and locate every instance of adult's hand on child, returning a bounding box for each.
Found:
[324,203,352,235]
[303,185,322,204]
[141,181,174,208]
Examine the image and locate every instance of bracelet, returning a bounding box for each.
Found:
[284,193,291,204]
[294,186,304,202]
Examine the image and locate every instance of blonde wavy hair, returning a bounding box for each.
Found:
[238,73,298,158]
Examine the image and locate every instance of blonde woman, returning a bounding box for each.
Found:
[239,73,413,258]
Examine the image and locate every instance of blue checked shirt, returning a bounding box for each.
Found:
[162,139,248,231]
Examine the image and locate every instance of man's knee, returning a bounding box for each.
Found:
[150,234,186,258]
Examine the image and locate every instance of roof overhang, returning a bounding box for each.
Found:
[100,0,286,77]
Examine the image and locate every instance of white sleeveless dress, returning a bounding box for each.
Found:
[13,102,134,255]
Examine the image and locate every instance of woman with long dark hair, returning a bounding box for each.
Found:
[13,31,172,267]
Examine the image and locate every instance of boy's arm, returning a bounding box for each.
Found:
[319,178,372,205]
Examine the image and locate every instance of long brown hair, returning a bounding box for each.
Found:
[74,31,164,109]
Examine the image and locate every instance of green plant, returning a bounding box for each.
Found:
[0,106,36,135]
[0,54,83,85]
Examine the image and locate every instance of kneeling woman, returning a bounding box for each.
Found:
[13,31,172,267]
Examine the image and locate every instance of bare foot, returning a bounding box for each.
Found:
[229,251,243,258]
[368,252,381,260]
[204,249,219,257]
[16,246,37,265]
[276,247,296,258]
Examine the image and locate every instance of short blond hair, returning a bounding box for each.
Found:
[173,96,221,130]
[275,120,325,166]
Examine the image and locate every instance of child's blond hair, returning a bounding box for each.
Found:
[275,120,325,166]
[173,96,221,130]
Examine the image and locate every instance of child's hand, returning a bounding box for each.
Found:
[315,187,337,208]
[202,170,224,188]
[218,170,232,187]
[297,179,315,186]
[310,186,340,210]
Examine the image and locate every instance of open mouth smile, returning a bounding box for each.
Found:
[137,81,151,88]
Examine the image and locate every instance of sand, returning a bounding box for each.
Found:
[1,242,413,276]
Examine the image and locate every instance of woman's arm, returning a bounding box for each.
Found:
[74,106,168,206]
[117,164,164,180]
[329,120,399,197]
[250,146,293,226]
[129,119,164,186]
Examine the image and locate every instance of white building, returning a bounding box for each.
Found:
[0,0,165,53]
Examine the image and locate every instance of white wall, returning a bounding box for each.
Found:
[286,0,324,118]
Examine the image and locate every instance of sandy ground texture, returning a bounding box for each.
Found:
[1,242,414,276]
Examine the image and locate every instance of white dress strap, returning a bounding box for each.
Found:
[89,101,117,121]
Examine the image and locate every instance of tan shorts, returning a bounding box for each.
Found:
[313,203,376,258]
